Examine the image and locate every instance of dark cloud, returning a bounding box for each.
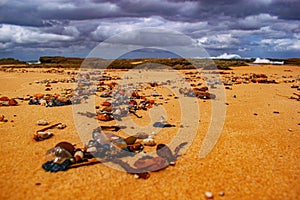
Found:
[0,0,299,60]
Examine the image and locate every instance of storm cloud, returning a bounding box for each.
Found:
[0,0,299,60]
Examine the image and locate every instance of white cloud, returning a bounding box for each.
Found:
[261,38,300,51]
[0,24,73,44]
[63,26,80,37]
[197,34,239,49]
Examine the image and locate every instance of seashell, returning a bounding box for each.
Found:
[134,157,168,172]
[219,191,225,196]
[134,132,149,139]
[74,150,84,162]
[102,101,111,106]
[0,96,9,101]
[0,115,5,122]
[37,119,49,126]
[148,99,155,104]
[58,97,67,103]
[55,142,75,155]
[34,94,44,99]
[124,136,137,145]
[86,147,97,153]
[8,99,18,106]
[57,123,67,129]
[205,191,213,199]
[134,172,150,179]
[34,131,53,141]
[128,142,144,152]
[143,137,156,146]
[96,113,113,121]
[40,99,47,106]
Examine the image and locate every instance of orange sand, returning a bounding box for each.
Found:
[0,65,299,200]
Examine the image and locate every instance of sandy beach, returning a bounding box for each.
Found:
[0,65,299,200]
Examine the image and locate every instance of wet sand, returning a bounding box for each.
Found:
[0,65,299,200]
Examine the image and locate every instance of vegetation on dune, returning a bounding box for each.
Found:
[1,56,299,69]
[281,58,300,66]
[0,58,27,65]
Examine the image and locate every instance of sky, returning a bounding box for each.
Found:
[0,0,299,60]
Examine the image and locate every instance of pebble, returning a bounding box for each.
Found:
[143,137,156,146]
[86,147,97,153]
[57,123,67,129]
[37,119,48,126]
[288,128,292,132]
[74,150,84,162]
[36,131,53,140]
[205,191,213,199]
[219,191,225,196]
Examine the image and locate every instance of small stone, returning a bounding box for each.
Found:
[205,191,213,199]
[254,113,258,116]
[143,137,156,146]
[86,147,97,153]
[288,128,292,132]
[35,183,41,186]
[57,123,67,129]
[134,174,140,179]
[273,111,280,114]
[37,120,48,126]
[219,191,225,196]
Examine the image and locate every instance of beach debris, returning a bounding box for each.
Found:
[179,88,216,99]
[205,191,213,199]
[28,91,86,107]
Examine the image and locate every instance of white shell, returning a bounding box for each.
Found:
[36,131,53,139]
[40,99,47,106]
[57,123,67,129]
[205,191,213,199]
[86,147,97,153]
[37,119,48,126]
[143,137,156,146]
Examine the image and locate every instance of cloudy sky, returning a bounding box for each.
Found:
[0,0,299,60]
